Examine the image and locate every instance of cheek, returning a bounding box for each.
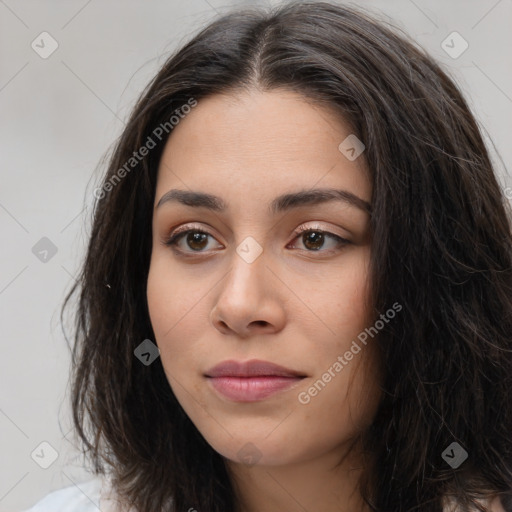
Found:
[147,261,195,399]
[297,355,382,461]
[147,255,206,340]
[147,261,174,339]
[292,249,378,427]
[146,253,215,386]
[147,257,191,371]
[337,251,371,326]
[294,249,371,342]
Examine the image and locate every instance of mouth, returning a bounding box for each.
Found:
[204,359,307,402]
[205,359,307,378]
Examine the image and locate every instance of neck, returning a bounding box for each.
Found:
[227,438,371,512]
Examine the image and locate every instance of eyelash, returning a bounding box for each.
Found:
[162,224,350,257]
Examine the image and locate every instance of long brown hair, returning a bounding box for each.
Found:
[63,1,512,510]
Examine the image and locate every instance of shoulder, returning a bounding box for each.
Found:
[23,478,104,512]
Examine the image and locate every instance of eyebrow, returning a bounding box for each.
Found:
[156,188,371,215]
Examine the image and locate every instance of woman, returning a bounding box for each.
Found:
[25,1,512,511]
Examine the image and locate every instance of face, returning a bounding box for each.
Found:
[147,89,381,468]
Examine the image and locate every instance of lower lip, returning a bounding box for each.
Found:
[207,376,304,402]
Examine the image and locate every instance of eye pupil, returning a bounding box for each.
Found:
[187,232,208,251]
[303,231,324,250]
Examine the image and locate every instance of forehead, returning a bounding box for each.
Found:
[155,89,371,206]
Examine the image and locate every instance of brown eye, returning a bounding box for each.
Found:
[184,232,209,251]
[289,228,350,254]
[302,231,325,251]
[164,229,220,253]
[163,226,349,257]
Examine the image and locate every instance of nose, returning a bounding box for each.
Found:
[210,247,286,338]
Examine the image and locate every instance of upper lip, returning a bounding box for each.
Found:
[205,359,306,378]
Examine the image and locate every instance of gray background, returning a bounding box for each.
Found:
[1,0,511,510]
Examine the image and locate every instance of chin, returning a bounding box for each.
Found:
[205,434,305,468]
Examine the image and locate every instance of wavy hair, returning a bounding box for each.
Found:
[63,1,512,510]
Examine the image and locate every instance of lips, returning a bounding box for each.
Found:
[205,359,306,378]
[205,359,307,402]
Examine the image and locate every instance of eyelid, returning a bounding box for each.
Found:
[162,223,224,250]
[287,224,351,254]
[166,222,347,241]
[162,222,351,254]
[167,222,216,240]
[292,223,348,240]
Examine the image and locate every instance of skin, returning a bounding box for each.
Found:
[147,88,382,512]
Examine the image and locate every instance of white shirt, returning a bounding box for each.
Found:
[23,478,506,512]
[22,477,129,512]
